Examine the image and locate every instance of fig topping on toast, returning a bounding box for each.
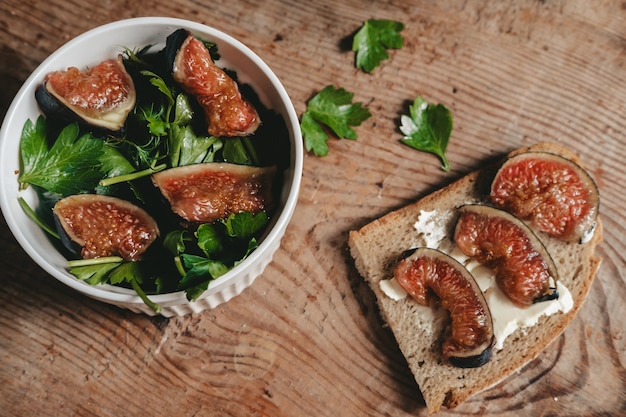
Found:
[490,151,599,243]
[393,247,494,368]
[454,204,559,307]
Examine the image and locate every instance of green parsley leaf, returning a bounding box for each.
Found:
[300,112,330,157]
[178,254,229,297]
[68,258,161,313]
[108,262,161,312]
[138,105,169,137]
[353,19,405,73]
[99,144,137,178]
[400,96,453,171]
[163,230,190,255]
[140,70,174,107]
[173,93,194,125]
[179,132,222,166]
[18,117,105,195]
[69,261,122,285]
[220,211,269,240]
[196,223,223,257]
[301,85,372,156]
[19,116,48,175]
[222,136,259,166]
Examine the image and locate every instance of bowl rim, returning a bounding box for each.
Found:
[0,17,303,306]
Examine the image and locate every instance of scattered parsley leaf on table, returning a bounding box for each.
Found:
[301,85,372,156]
[353,19,405,73]
[400,96,453,171]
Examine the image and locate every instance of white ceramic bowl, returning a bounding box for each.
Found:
[0,17,302,317]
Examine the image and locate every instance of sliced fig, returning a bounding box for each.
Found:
[166,29,261,137]
[53,194,159,261]
[490,151,599,242]
[35,55,136,132]
[454,204,559,307]
[394,247,494,368]
[152,162,276,223]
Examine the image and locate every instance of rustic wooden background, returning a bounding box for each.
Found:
[1,1,625,416]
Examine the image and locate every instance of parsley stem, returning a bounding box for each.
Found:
[130,279,161,313]
[18,197,60,239]
[99,163,167,187]
[67,257,124,267]
[174,256,186,277]
[441,155,451,172]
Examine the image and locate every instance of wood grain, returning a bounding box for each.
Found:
[1,0,625,416]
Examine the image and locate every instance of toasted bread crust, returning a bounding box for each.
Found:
[348,142,603,414]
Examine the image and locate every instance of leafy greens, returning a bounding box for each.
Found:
[400,96,453,171]
[18,118,105,195]
[353,19,405,73]
[301,85,372,156]
[17,41,282,312]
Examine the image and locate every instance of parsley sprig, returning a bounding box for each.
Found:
[400,96,453,171]
[353,19,405,73]
[18,118,105,195]
[301,85,372,156]
[167,211,269,301]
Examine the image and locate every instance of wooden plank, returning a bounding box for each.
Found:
[0,0,624,415]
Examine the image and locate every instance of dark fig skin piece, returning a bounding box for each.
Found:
[454,204,559,307]
[394,247,495,368]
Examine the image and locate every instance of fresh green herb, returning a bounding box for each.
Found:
[175,126,222,166]
[136,70,224,169]
[18,197,59,239]
[400,96,453,171]
[163,230,191,256]
[68,257,162,314]
[222,137,259,166]
[168,211,269,301]
[301,85,372,156]
[98,164,167,188]
[18,117,105,195]
[220,211,268,240]
[353,19,405,73]
[99,144,137,178]
[68,257,123,285]
[110,262,161,313]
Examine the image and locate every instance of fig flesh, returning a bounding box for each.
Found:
[166,29,261,137]
[53,194,159,261]
[490,151,599,242]
[454,204,559,307]
[35,55,136,132]
[152,162,276,223]
[394,247,494,368]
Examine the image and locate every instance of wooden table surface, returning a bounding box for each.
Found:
[1,1,625,416]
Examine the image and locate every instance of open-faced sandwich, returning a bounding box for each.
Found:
[348,142,602,414]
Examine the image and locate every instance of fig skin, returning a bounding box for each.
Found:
[490,151,599,243]
[53,194,159,262]
[152,162,276,224]
[35,55,136,132]
[166,29,261,137]
[394,247,495,368]
[454,204,559,307]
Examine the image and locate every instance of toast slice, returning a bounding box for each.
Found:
[348,142,603,414]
